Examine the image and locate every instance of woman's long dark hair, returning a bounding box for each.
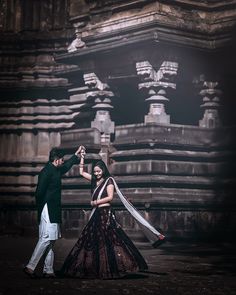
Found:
[91,160,111,192]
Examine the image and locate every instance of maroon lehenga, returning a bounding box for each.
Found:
[61,178,148,279]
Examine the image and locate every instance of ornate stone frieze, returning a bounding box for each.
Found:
[65,0,236,51]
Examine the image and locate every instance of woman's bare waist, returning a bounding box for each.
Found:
[98,203,110,208]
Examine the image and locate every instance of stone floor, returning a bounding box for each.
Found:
[0,236,236,295]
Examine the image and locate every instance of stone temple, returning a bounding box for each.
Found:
[0,0,236,241]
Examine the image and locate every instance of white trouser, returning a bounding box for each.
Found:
[26,204,61,274]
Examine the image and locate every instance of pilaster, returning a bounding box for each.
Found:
[136,61,178,124]
[199,81,222,128]
[84,73,115,144]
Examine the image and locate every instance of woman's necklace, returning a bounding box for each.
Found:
[96,178,104,187]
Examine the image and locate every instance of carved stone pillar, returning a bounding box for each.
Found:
[199,81,222,128]
[136,61,178,124]
[83,73,115,145]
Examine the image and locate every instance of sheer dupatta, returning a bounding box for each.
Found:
[89,177,164,245]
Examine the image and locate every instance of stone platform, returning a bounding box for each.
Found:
[0,236,235,295]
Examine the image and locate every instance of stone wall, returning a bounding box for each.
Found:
[0,0,235,241]
[0,0,75,227]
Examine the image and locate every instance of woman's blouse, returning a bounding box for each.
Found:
[92,178,114,201]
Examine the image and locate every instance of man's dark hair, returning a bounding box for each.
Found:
[49,147,65,162]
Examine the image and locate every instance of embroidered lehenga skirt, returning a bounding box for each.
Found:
[61,207,148,279]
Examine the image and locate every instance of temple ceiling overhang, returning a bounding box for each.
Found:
[55,0,236,78]
[66,0,236,49]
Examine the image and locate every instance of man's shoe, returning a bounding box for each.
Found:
[43,273,56,279]
[54,270,63,278]
[23,267,38,279]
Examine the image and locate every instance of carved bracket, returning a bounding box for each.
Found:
[136,61,178,87]
[67,22,87,53]
[84,73,108,91]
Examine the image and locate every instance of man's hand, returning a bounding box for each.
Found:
[75,145,85,156]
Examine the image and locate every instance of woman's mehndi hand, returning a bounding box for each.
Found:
[75,145,85,156]
[80,148,86,159]
[91,200,98,207]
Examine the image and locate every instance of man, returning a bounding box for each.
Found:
[23,146,84,278]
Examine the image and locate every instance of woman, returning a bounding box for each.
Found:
[61,149,165,279]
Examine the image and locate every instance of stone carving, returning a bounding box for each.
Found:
[199,81,222,128]
[136,61,178,124]
[83,73,115,143]
[84,73,108,91]
[67,23,86,53]
[136,61,157,81]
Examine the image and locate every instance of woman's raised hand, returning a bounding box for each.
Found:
[75,145,85,156]
[80,148,86,158]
